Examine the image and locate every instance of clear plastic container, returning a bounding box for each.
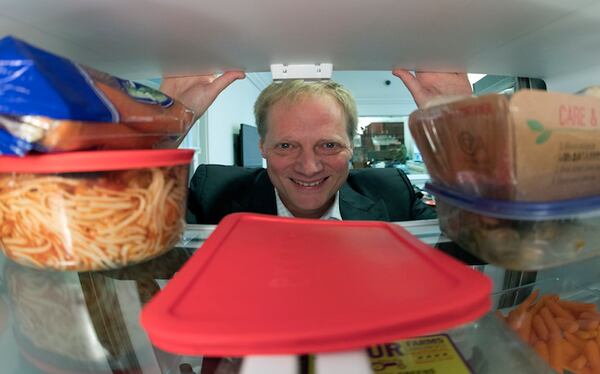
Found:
[426,182,600,271]
[0,149,193,271]
[3,260,203,374]
[493,278,600,374]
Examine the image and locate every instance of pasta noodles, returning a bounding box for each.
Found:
[0,165,188,271]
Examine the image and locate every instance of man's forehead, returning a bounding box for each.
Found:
[272,92,339,109]
[268,94,344,123]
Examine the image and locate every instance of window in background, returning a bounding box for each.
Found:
[473,75,546,95]
[352,116,425,174]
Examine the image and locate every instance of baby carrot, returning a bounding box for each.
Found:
[548,332,564,373]
[584,340,600,371]
[569,354,588,371]
[507,309,523,329]
[531,294,558,316]
[580,312,600,321]
[575,330,598,340]
[508,297,533,330]
[556,317,579,333]
[519,289,540,312]
[541,307,561,335]
[562,338,580,363]
[547,298,576,320]
[579,319,600,331]
[516,312,533,343]
[565,331,587,350]
[560,300,598,314]
[533,314,550,341]
[534,340,550,363]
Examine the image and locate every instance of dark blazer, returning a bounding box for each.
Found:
[187,165,436,224]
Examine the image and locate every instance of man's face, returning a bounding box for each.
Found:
[260,94,353,218]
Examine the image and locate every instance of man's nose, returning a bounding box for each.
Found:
[294,149,323,175]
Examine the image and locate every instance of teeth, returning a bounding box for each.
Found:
[294,179,323,187]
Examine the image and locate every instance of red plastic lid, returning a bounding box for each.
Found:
[0,149,194,173]
[141,213,492,356]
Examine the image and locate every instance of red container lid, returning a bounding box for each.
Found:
[0,149,194,173]
[141,213,492,356]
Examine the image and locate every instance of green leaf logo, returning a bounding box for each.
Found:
[527,120,545,132]
[536,130,552,144]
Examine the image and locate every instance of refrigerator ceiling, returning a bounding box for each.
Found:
[1,0,599,80]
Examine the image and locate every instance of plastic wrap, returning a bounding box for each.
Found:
[0,36,195,156]
[0,149,192,271]
[409,90,600,201]
[427,182,600,270]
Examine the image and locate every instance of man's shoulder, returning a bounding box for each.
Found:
[344,167,413,206]
[347,167,409,186]
[195,164,266,179]
[342,167,433,221]
[188,165,274,224]
[190,165,269,197]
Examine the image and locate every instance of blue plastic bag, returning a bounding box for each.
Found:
[0,36,194,156]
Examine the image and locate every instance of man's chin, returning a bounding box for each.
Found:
[289,199,330,214]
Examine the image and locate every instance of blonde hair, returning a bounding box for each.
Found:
[254,80,358,142]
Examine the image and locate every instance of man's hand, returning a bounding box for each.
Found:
[160,71,246,120]
[392,69,472,108]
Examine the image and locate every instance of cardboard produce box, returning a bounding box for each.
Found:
[409,90,600,201]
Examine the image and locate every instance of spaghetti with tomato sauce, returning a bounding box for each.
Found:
[0,165,187,271]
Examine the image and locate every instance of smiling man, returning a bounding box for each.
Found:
[256,82,355,219]
[161,70,471,223]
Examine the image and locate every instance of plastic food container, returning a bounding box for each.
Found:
[426,182,600,270]
[493,275,600,374]
[141,214,557,374]
[4,261,200,373]
[409,91,600,201]
[142,213,492,356]
[5,262,142,372]
[0,149,193,271]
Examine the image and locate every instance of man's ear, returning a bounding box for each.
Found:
[259,140,266,158]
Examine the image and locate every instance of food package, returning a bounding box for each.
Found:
[0,36,195,156]
[409,90,600,201]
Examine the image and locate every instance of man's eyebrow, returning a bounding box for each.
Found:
[272,138,296,143]
[318,137,349,144]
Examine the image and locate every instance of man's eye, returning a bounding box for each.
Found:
[317,142,344,155]
[277,143,291,150]
[321,142,340,151]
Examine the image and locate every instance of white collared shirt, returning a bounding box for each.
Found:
[275,189,342,220]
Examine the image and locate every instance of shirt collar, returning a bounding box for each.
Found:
[275,189,342,220]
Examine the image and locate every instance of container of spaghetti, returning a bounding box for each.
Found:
[0,149,193,271]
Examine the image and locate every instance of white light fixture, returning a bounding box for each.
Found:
[271,63,333,81]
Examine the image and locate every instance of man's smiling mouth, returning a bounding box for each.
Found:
[291,177,328,187]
